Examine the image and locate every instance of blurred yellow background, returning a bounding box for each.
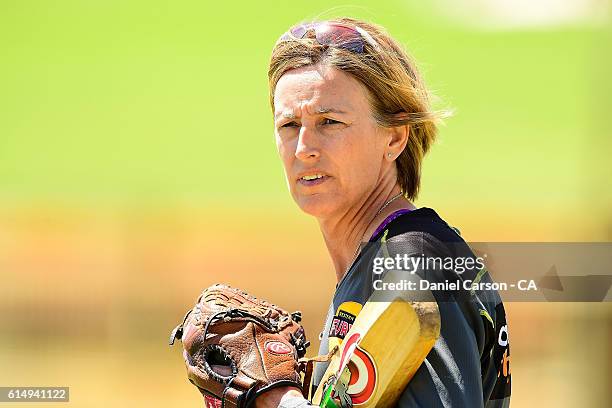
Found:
[0,1,610,407]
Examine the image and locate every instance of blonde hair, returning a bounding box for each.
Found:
[268,17,450,201]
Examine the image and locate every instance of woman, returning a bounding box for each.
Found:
[257,17,511,407]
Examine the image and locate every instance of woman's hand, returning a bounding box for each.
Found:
[254,386,305,408]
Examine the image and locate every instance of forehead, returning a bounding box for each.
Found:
[273,65,370,118]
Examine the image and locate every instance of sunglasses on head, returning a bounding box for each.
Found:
[278,22,379,54]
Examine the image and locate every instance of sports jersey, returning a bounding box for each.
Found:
[281,207,511,408]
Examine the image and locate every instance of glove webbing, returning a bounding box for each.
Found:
[202,308,293,342]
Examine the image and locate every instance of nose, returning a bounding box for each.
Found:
[295,125,320,161]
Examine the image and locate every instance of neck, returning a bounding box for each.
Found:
[317,179,415,283]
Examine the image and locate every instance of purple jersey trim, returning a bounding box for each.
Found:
[370,208,414,241]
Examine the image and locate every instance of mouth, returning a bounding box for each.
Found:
[297,173,330,187]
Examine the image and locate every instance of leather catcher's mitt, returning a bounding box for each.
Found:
[169,284,310,408]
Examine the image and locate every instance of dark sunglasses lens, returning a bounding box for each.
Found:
[315,24,364,53]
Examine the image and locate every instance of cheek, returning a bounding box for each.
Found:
[343,134,383,181]
[276,138,295,170]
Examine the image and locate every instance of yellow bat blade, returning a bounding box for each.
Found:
[312,297,440,407]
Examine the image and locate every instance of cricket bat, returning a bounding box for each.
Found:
[311,272,441,407]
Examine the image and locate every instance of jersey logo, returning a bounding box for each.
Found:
[329,302,362,342]
[490,303,511,399]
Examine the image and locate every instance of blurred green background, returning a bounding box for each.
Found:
[0,1,610,407]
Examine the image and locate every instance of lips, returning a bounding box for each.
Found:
[296,172,331,187]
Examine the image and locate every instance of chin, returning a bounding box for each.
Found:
[293,193,339,218]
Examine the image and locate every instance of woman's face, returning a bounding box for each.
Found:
[273,64,392,218]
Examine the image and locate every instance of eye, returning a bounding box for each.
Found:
[279,121,299,129]
[322,118,342,125]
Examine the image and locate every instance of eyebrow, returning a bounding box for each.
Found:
[314,107,347,115]
[275,111,296,120]
[274,106,347,120]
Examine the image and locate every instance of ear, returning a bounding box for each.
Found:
[385,124,410,161]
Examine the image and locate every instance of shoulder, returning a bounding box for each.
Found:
[371,207,467,258]
[373,207,461,241]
